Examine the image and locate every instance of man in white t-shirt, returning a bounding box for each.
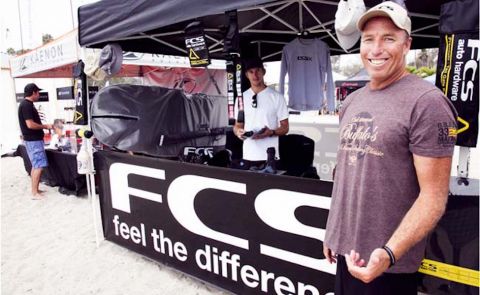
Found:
[233,57,289,166]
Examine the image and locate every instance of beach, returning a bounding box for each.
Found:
[1,156,228,295]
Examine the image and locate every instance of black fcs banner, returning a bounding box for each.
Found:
[73,73,88,125]
[185,21,210,67]
[436,0,479,147]
[94,151,479,294]
[95,151,335,294]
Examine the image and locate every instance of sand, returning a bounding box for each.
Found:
[1,157,228,295]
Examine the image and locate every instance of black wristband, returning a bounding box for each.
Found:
[382,245,396,267]
[270,129,276,137]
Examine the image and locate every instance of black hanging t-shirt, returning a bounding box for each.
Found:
[18,99,44,141]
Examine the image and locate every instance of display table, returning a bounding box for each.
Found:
[289,114,339,181]
[16,144,87,196]
[94,150,479,294]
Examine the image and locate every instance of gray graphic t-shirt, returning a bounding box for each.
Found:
[325,74,457,273]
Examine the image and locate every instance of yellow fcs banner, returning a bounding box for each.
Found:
[419,258,480,287]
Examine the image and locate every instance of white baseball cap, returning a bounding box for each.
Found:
[335,0,366,51]
[357,1,411,35]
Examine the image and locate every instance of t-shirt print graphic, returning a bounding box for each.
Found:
[339,112,384,165]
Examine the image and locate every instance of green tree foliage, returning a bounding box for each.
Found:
[406,65,436,77]
[15,49,31,55]
[42,33,54,44]
[6,48,16,55]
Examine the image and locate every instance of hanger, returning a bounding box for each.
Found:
[297,30,314,39]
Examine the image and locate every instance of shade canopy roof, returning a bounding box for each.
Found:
[78,0,447,61]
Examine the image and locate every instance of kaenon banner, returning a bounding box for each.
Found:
[185,21,210,67]
[436,0,479,147]
[95,151,335,295]
[73,61,89,125]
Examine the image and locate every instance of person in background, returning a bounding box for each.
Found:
[233,57,289,169]
[323,2,457,294]
[48,119,67,150]
[18,83,53,200]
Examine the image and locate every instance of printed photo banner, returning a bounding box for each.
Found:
[95,151,335,295]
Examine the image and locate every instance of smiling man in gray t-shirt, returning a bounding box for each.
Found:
[323,2,457,294]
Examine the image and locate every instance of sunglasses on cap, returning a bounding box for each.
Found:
[252,94,258,108]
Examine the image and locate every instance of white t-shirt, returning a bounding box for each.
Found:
[47,134,68,149]
[235,87,289,161]
[279,38,335,111]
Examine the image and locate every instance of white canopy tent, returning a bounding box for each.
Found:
[1,53,22,154]
[9,29,227,131]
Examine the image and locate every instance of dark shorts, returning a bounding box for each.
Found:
[25,140,48,169]
[335,255,418,295]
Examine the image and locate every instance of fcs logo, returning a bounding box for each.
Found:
[108,162,335,274]
[461,39,480,102]
[183,146,214,158]
[186,36,205,47]
[297,56,312,61]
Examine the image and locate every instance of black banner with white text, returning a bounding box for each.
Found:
[436,34,479,147]
[73,73,88,125]
[95,151,335,295]
[436,0,479,147]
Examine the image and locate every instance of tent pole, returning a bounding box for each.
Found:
[206,68,221,95]
[299,0,303,32]
[457,146,470,178]
[84,73,101,247]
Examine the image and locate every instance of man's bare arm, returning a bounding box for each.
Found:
[345,155,451,283]
[275,118,289,136]
[386,155,451,259]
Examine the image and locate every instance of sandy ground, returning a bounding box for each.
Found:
[1,157,228,295]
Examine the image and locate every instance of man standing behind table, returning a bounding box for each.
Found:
[233,57,289,168]
[18,83,53,200]
[323,2,457,294]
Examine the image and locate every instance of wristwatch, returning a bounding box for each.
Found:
[270,129,276,137]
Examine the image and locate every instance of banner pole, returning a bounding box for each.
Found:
[84,73,101,247]
[457,146,470,178]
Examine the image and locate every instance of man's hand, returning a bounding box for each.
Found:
[344,249,390,283]
[251,126,271,140]
[323,244,337,264]
[235,127,246,140]
[44,124,53,129]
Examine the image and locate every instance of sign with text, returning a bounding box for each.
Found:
[10,30,78,78]
[73,74,88,125]
[95,151,335,295]
[16,92,49,102]
[57,87,75,100]
[185,22,210,67]
[437,34,479,147]
[57,86,99,100]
